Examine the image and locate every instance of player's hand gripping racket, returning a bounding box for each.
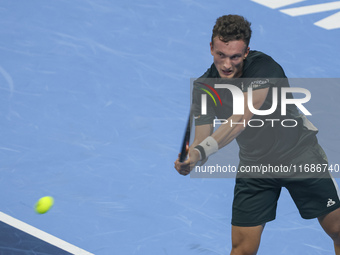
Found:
[179,113,192,162]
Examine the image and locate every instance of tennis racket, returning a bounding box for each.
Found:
[179,113,192,162]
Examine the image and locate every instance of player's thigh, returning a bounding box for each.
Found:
[232,178,281,226]
[231,225,264,254]
[318,207,340,241]
[285,142,340,219]
[285,177,340,219]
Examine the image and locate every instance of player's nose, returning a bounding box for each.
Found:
[223,58,232,70]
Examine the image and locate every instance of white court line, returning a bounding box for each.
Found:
[250,0,306,9]
[280,1,340,16]
[0,212,94,255]
[314,11,340,30]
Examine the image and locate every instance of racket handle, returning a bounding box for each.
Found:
[179,140,189,162]
[179,115,191,162]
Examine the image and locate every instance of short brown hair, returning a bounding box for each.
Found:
[211,15,252,47]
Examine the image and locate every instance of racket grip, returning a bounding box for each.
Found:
[179,141,189,162]
[179,113,192,162]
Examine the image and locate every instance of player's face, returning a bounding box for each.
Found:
[210,37,249,78]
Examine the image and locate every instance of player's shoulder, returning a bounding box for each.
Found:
[199,63,220,79]
[243,50,286,78]
[193,63,219,91]
[246,50,276,64]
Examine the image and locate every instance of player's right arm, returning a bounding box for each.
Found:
[191,124,214,148]
[174,124,213,176]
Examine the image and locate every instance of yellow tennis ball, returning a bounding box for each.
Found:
[35,196,54,214]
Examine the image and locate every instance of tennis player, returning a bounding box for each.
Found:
[174,15,340,255]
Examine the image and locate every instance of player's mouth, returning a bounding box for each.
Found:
[221,69,233,77]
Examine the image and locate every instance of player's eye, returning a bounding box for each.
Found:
[231,55,241,60]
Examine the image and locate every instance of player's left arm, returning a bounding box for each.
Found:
[192,87,269,167]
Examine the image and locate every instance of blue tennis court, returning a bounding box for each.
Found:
[1,0,339,254]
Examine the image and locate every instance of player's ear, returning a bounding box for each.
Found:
[244,47,250,59]
[210,41,214,56]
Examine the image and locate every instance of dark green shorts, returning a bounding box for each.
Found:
[232,143,340,227]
